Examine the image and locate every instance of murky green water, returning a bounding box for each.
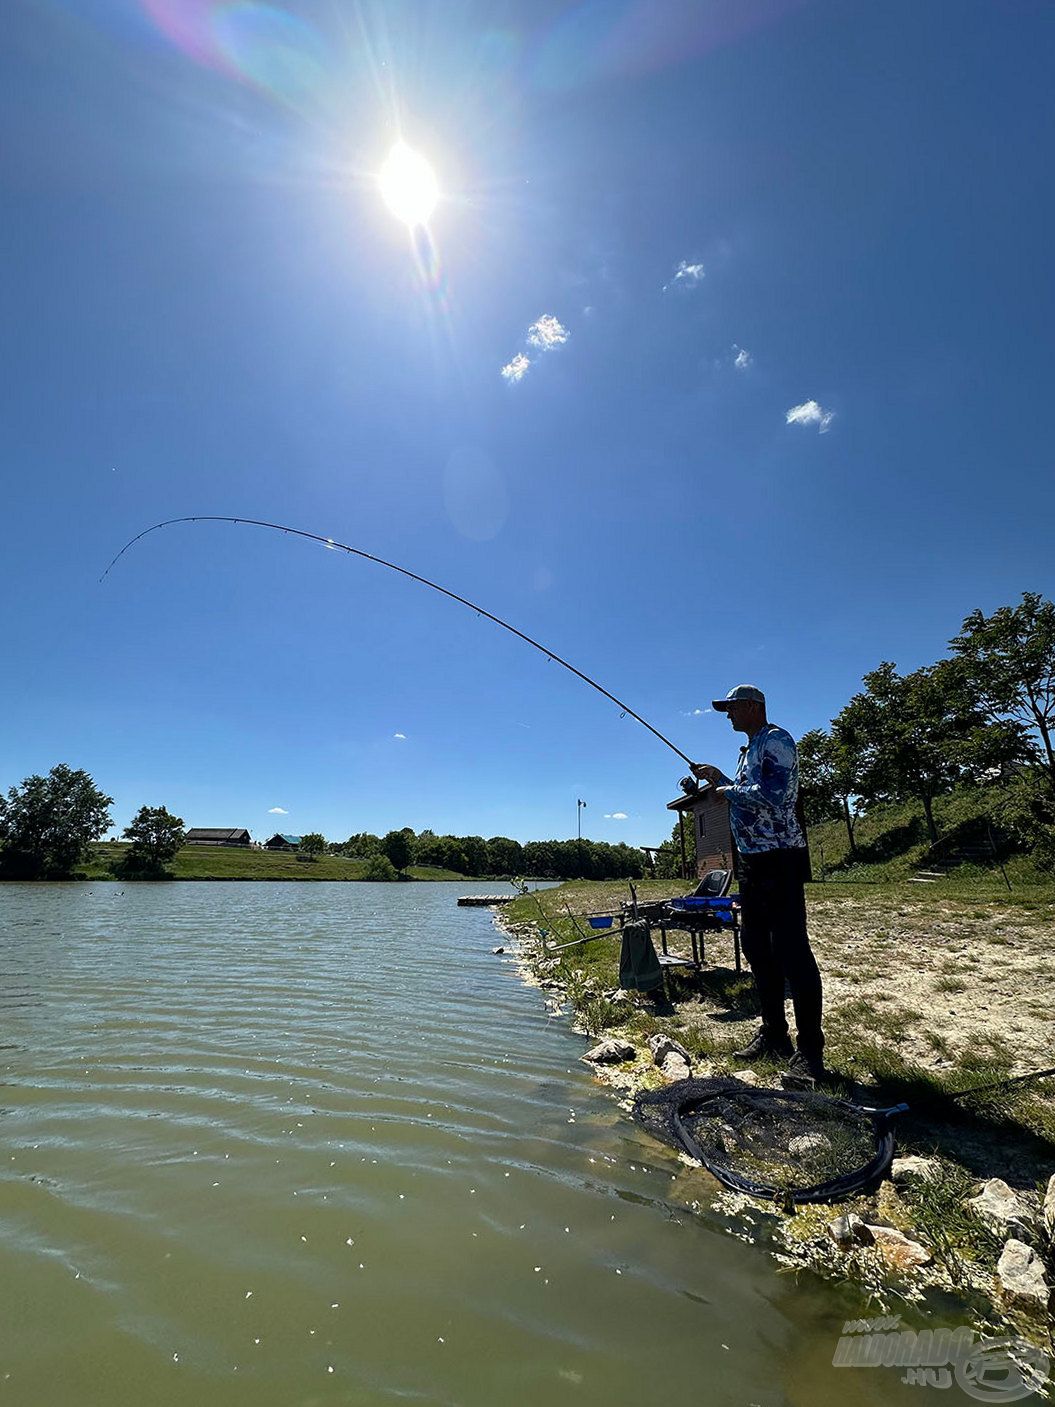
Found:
[0,882,964,1405]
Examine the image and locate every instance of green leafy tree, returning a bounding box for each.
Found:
[121,805,186,873]
[435,837,469,874]
[343,832,381,859]
[381,828,414,873]
[0,764,113,878]
[799,728,861,859]
[299,832,326,860]
[363,853,399,881]
[460,835,489,878]
[838,661,1023,843]
[950,592,1055,788]
[486,836,525,876]
[655,816,695,879]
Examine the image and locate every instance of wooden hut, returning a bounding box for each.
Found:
[666,787,734,879]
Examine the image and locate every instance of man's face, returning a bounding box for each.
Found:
[724,699,761,733]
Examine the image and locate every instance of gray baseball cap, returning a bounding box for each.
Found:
[711,684,766,711]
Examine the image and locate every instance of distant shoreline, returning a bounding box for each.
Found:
[19,843,503,885]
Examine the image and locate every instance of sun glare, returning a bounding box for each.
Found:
[378,142,438,227]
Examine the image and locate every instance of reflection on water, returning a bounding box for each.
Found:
[0,882,956,1405]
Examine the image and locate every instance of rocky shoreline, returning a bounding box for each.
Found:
[493,896,1054,1366]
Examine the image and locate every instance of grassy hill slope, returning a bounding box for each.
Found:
[81,844,471,882]
[807,782,1049,886]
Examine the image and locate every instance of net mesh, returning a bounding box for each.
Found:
[633,1076,895,1204]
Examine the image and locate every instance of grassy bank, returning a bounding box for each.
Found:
[78,843,475,883]
[501,877,1055,1344]
[808,783,1051,886]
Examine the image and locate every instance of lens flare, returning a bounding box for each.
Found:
[378,143,438,227]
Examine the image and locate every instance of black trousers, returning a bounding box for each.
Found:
[738,848,824,1057]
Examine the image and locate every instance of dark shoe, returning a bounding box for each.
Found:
[733,1026,794,1062]
[782,1049,827,1085]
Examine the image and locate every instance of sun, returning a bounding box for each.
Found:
[378,142,438,227]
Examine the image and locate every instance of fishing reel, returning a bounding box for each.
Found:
[678,774,700,796]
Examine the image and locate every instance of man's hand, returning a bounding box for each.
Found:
[691,762,727,787]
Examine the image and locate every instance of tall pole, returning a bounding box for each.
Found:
[577,798,586,879]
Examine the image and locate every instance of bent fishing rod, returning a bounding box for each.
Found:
[100,515,696,768]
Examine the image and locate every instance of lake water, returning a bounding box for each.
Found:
[0,882,961,1405]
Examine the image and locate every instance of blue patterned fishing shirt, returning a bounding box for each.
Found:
[716,723,806,855]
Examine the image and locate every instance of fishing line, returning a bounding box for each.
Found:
[100,516,695,766]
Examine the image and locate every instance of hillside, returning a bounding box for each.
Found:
[80,843,471,882]
[807,782,1051,887]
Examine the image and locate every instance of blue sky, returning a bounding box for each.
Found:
[3,0,1054,847]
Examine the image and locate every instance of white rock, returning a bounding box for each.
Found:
[583,1038,636,1065]
[730,1069,760,1087]
[1044,1174,1055,1245]
[660,1052,692,1083]
[827,1213,873,1248]
[864,1225,932,1271]
[967,1178,1036,1234]
[491,946,505,955]
[789,1133,831,1157]
[891,1155,941,1187]
[996,1238,1050,1311]
[647,1034,691,1067]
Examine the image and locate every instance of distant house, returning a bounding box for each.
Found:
[185,828,252,848]
[264,833,303,851]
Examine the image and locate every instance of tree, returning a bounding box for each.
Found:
[837,661,1023,843]
[799,727,861,859]
[121,805,185,873]
[300,832,326,860]
[381,828,414,873]
[486,836,525,876]
[0,764,113,878]
[950,592,1055,788]
[363,853,399,881]
[342,832,380,859]
[460,835,489,878]
[655,816,695,880]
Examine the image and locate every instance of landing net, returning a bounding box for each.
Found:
[633,1076,897,1205]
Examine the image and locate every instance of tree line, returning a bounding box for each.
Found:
[797,593,1055,866]
[332,828,646,881]
[0,769,645,880]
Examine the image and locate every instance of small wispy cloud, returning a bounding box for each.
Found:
[393,732,406,740]
[682,706,712,717]
[604,811,629,820]
[786,399,834,433]
[268,806,288,815]
[733,345,752,370]
[664,260,705,291]
[527,314,569,349]
[500,353,531,383]
[502,314,569,384]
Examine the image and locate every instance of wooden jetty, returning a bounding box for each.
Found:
[457,895,516,907]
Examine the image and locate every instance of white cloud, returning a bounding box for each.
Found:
[268,806,288,814]
[786,399,834,433]
[500,352,531,383]
[527,314,569,349]
[393,732,406,740]
[604,811,629,820]
[733,346,752,370]
[664,260,705,291]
